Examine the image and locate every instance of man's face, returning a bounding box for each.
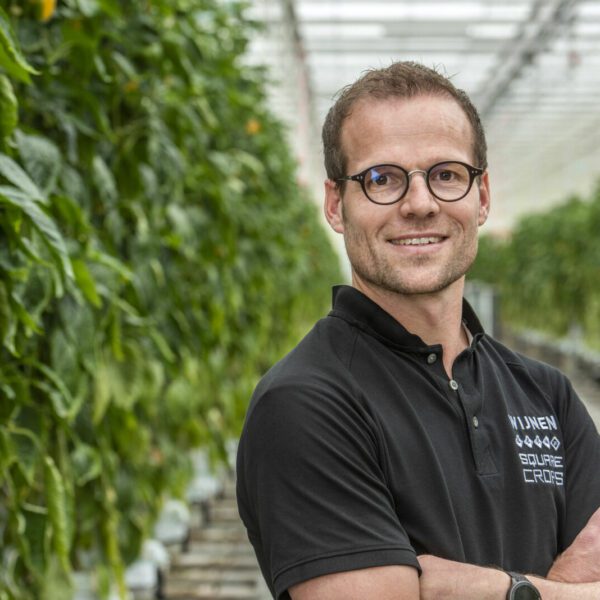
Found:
[324,94,490,298]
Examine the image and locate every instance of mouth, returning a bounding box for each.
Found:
[388,235,445,246]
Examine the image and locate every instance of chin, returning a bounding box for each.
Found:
[365,267,466,297]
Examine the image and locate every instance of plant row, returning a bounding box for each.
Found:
[469,184,600,349]
[0,1,340,598]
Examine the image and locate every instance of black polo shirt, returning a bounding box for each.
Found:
[236,285,600,600]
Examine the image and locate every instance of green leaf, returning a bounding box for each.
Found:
[109,309,123,360]
[9,288,43,336]
[23,506,47,574]
[0,310,17,354]
[40,556,73,600]
[72,259,101,308]
[15,132,62,197]
[93,359,112,425]
[0,185,74,282]
[88,248,132,281]
[111,51,137,80]
[52,193,89,233]
[233,149,265,176]
[44,456,71,573]
[60,166,87,204]
[0,280,12,349]
[10,427,39,485]
[0,74,17,140]
[0,154,45,201]
[0,425,15,475]
[101,500,125,598]
[150,329,176,363]
[0,8,39,83]
[71,444,102,486]
[0,383,16,402]
[77,0,101,18]
[8,509,33,574]
[32,362,79,421]
[92,156,117,204]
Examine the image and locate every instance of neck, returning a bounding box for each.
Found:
[352,276,468,378]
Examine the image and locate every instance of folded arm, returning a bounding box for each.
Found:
[289,507,600,600]
[419,506,600,600]
[418,555,600,600]
[289,565,419,600]
[546,505,600,583]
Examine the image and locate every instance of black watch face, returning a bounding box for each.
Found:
[512,581,541,600]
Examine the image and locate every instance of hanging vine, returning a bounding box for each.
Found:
[0,1,340,597]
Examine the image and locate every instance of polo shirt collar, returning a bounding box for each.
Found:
[330,285,484,352]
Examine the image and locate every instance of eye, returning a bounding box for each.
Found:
[366,167,403,187]
[437,170,454,181]
[432,168,458,182]
[373,172,388,186]
[429,163,469,185]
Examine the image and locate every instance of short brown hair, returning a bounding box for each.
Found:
[322,61,487,181]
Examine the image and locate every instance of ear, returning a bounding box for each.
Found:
[324,179,345,234]
[477,171,491,227]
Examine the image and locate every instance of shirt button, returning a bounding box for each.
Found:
[449,379,459,391]
[472,416,479,428]
[427,353,437,364]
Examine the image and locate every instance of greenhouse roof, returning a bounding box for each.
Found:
[248,0,600,232]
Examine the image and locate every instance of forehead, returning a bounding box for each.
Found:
[340,94,475,168]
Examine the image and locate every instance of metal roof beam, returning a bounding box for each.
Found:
[474,0,581,118]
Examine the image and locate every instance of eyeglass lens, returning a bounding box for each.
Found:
[364,162,472,203]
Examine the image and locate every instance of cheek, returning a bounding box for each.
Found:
[342,202,377,233]
[449,203,481,232]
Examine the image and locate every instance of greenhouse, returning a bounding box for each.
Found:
[1,1,599,599]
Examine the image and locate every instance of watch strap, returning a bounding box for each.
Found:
[506,571,541,600]
[508,571,528,584]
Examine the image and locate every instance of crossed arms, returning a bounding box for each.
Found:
[289,507,600,600]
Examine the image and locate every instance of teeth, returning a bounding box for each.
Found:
[391,236,442,246]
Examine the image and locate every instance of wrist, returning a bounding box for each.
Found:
[505,572,541,599]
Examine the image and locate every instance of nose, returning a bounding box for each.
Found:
[398,170,440,218]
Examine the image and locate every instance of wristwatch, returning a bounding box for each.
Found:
[506,571,541,600]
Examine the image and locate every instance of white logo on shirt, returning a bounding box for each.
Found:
[508,414,563,486]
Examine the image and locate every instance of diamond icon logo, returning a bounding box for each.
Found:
[534,436,543,448]
[515,435,523,448]
[551,437,561,451]
[524,436,533,448]
[543,436,551,449]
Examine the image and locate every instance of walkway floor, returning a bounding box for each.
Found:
[163,481,270,600]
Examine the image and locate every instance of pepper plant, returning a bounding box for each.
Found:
[469,187,600,349]
[0,1,340,598]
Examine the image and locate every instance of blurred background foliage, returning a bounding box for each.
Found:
[0,0,340,597]
[470,185,600,350]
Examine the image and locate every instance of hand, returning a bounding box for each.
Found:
[547,507,600,584]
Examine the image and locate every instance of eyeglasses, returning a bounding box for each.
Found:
[336,161,484,204]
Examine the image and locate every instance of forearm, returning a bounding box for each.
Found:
[530,576,600,600]
[546,506,600,584]
[418,556,508,599]
[418,555,600,600]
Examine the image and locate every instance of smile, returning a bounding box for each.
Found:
[389,236,444,246]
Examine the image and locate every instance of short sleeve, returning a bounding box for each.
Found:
[236,379,419,599]
[558,376,600,548]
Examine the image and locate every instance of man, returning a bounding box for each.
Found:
[236,62,600,599]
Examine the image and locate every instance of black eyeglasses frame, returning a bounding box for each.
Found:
[335,160,484,204]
